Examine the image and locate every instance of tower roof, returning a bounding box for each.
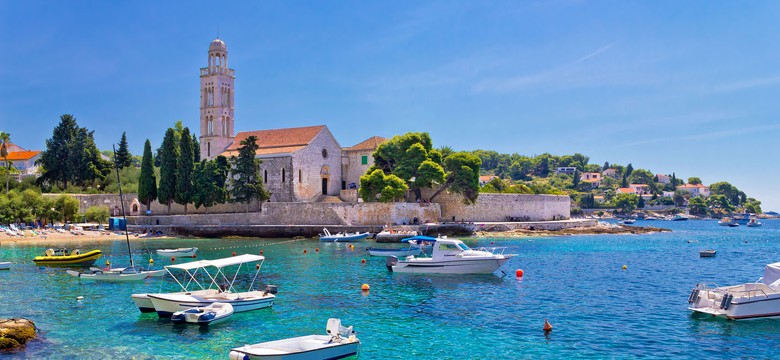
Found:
[209,38,227,52]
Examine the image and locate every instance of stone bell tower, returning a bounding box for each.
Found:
[199,38,235,160]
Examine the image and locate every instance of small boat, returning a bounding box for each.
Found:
[719,217,739,227]
[671,215,689,221]
[747,217,763,227]
[319,228,370,242]
[699,250,717,257]
[374,229,418,243]
[138,254,277,317]
[689,262,780,320]
[66,266,165,281]
[367,243,423,257]
[228,318,360,360]
[156,247,198,257]
[622,219,635,224]
[171,302,234,325]
[0,262,10,270]
[386,237,517,274]
[33,248,102,266]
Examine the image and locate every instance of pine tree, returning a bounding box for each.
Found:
[138,139,157,211]
[115,132,132,169]
[175,128,194,214]
[230,135,269,211]
[572,169,580,189]
[158,128,178,214]
[39,114,78,188]
[192,134,200,163]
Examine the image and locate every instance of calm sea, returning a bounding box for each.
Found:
[1,219,779,359]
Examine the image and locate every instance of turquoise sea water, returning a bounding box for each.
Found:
[2,219,780,359]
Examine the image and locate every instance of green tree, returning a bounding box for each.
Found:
[369,132,445,201]
[158,128,178,214]
[430,152,482,204]
[38,115,109,190]
[85,205,110,225]
[673,190,688,207]
[688,177,702,185]
[53,194,79,223]
[621,173,629,188]
[709,181,741,206]
[625,163,634,178]
[192,134,201,163]
[359,169,408,202]
[137,139,157,211]
[744,198,762,214]
[175,128,194,214]
[629,169,654,184]
[192,156,229,212]
[230,136,269,210]
[0,131,10,194]
[572,169,580,189]
[115,132,133,169]
[38,114,78,189]
[613,193,639,213]
[688,197,708,216]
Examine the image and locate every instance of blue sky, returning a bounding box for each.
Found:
[1,1,779,211]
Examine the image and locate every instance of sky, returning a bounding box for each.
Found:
[1,1,779,211]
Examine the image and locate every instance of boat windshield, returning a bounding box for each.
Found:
[457,243,470,251]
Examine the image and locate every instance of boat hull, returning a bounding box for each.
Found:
[156,248,198,257]
[132,290,219,313]
[67,270,149,281]
[0,261,10,270]
[390,256,511,274]
[171,303,234,325]
[33,250,102,266]
[319,233,369,242]
[689,286,780,320]
[229,335,360,360]
[148,291,275,317]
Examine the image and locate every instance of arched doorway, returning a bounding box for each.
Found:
[320,166,330,195]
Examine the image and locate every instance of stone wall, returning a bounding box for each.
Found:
[43,193,134,216]
[432,192,571,222]
[291,128,343,201]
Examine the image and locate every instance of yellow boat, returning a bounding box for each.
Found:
[33,248,102,266]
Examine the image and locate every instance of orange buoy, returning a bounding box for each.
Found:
[361,284,370,291]
[149,258,154,264]
[256,264,260,270]
[515,269,524,277]
[543,319,553,332]
[171,257,176,262]
[315,248,319,252]
[232,251,237,256]
[361,259,366,264]
[304,249,308,254]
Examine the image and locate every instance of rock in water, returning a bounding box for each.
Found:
[0,318,37,351]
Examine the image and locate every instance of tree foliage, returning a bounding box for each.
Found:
[138,139,157,210]
[157,128,178,213]
[688,197,707,216]
[38,114,110,189]
[230,136,269,207]
[369,132,445,200]
[359,169,408,202]
[85,205,110,225]
[1,131,10,194]
[613,193,639,213]
[192,156,230,210]
[115,132,133,169]
[175,127,194,214]
[687,177,702,185]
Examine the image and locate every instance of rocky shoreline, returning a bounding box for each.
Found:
[476,223,671,238]
[0,318,37,352]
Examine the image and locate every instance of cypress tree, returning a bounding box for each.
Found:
[192,134,201,163]
[39,114,78,188]
[158,128,178,214]
[230,136,269,211]
[175,128,194,214]
[138,139,157,211]
[115,132,132,169]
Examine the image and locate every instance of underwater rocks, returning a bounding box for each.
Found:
[0,318,37,351]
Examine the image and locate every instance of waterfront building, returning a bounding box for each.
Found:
[342,136,386,190]
[677,183,710,197]
[0,143,41,179]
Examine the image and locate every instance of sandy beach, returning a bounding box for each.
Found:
[1,230,174,245]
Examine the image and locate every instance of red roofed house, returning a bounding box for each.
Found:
[342,136,386,190]
[479,175,499,186]
[677,183,710,197]
[0,143,41,179]
[617,187,636,195]
[629,184,651,195]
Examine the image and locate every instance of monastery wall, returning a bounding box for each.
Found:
[430,192,571,222]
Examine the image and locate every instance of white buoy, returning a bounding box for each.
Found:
[77,296,84,301]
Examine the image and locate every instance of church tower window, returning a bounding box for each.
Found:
[299,169,302,183]
[282,168,286,183]
[264,170,268,183]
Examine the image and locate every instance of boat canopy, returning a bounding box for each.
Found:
[166,254,265,270]
[401,236,438,243]
[763,262,780,286]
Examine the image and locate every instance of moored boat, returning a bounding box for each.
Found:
[156,247,198,257]
[67,266,165,281]
[0,261,10,270]
[367,245,422,257]
[699,250,717,257]
[319,228,370,242]
[386,237,516,274]
[747,217,762,227]
[719,217,739,227]
[33,248,102,266]
[689,262,780,320]
[228,318,360,360]
[171,302,234,325]
[671,215,689,221]
[374,229,418,243]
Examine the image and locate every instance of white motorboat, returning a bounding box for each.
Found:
[171,302,234,325]
[671,215,689,221]
[0,261,10,270]
[374,229,418,242]
[229,318,360,360]
[622,219,636,224]
[140,254,277,317]
[688,262,780,320]
[719,217,739,227]
[747,217,762,227]
[386,237,517,274]
[319,228,370,242]
[131,290,218,313]
[156,247,198,257]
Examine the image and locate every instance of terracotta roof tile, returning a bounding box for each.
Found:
[220,145,306,158]
[225,125,325,152]
[345,136,386,151]
[3,150,40,161]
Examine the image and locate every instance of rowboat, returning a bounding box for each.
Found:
[156,247,198,257]
[171,302,234,325]
[33,249,102,266]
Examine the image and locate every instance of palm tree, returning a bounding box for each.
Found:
[0,131,10,194]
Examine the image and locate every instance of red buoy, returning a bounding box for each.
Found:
[315,248,319,252]
[361,259,366,264]
[171,257,176,263]
[232,251,237,257]
[255,264,260,270]
[544,319,553,332]
[304,249,308,254]
[516,269,524,277]
[192,254,197,259]
[260,250,264,255]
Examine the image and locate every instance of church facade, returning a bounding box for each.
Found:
[198,38,383,202]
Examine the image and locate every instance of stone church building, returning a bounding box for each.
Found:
[198,38,383,202]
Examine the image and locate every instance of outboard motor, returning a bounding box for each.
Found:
[386,256,398,272]
[263,285,278,295]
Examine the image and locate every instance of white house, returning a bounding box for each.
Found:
[677,183,710,197]
[556,167,577,175]
[655,174,671,184]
